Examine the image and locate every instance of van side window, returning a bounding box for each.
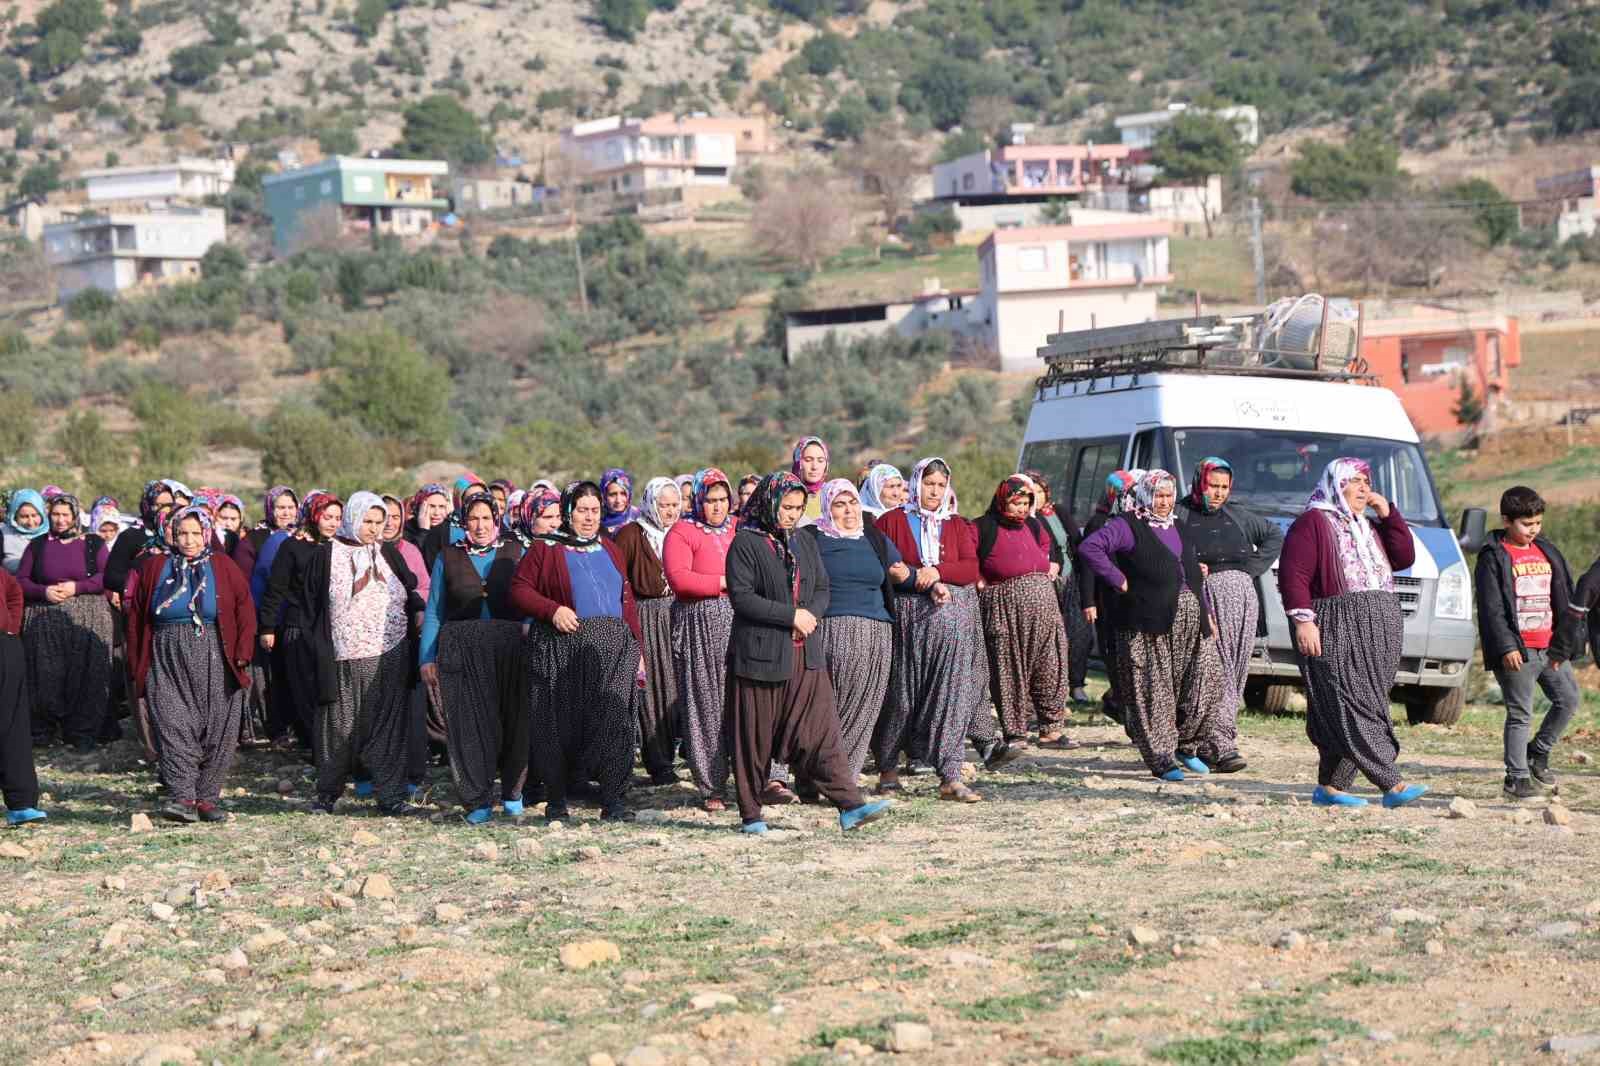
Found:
[1018,440,1073,508]
[1070,440,1124,522]
[1131,428,1164,472]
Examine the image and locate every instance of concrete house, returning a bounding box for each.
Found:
[927,144,1135,239]
[975,221,1173,372]
[559,113,766,202]
[42,207,226,304]
[1360,308,1520,436]
[1114,103,1260,149]
[782,283,978,363]
[262,156,449,252]
[1536,165,1599,241]
[450,176,537,213]
[83,158,236,205]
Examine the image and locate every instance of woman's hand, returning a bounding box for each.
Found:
[1082,605,1098,624]
[1118,580,1129,594]
[1048,561,1061,580]
[914,565,940,591]
[719,575,728,593]
[792,608,818,637]
[930,583,952,606]
[1367,491,1391,518]
[260,633,276,651]
[1198,562,1210,579]
[887,561,911,583]
[108,591,121,610]
[551,606,580,634]
[420,663,438,686]
[1294,619,1321,658]
[45,583,70,604]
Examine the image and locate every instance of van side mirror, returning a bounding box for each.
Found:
[1458,507,1488,554]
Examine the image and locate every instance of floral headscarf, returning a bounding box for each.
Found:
[689,467,736,533]
[46,493,84,541]
[599,468,640,533]
[454,490,503,557]
[815,478,865,540]
[517,486,562,544]
[1306,457,1393,592]
[1129,470,1177,529]
[1098,470,1134,516]
[40,484,65,503]
[1189,457,1233,515]
[503,489,525,533]
[858,463,903,518]
[790,436,830,495]
[1116,469,1147,515]
[88,497,125,537]
[742,471,807,593]
[381,494,409,543]
[4,489,48,542]
[156,505,215,632]
[258,485,299,532]
[633,476,679,557]
[987,475,1036,528]
[451,471,486,514]
[162,479,193,504]
[902,457,955,566]
[300,491,343,543]
[336,491,390,595]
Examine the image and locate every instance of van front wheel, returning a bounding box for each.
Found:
[1244,681,1296,716]
[1401,686,1465,727]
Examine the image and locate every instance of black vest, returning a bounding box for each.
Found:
[1106,516,1211,637]
[441,540,524,622]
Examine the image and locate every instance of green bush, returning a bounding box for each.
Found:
[28,28,84,80]
[130,382,199,469]
[201,242,248,281]
[260,402,387,498]
[87,318,121,351]
[36,0,107,37]
[320,326,452,447]
[56,409,117,471]
[0,388,35,458]
[168,44,224,86]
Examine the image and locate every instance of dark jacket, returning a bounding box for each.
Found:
[124,553,257,699]
[1084,515,1212,638]
[1563,554,1600,664]
[1278,507,1415,617]
[726,527,830,683]
[440,540,525,621]
[1174,499,1284,638]
[508,539,642,643]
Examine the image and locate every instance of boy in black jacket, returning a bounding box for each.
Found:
[1474,486,1582,800]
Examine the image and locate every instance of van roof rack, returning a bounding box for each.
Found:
[1034,309,1377,393]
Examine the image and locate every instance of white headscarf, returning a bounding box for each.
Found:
[631,476,678,558]
[1306,457,1393,591]
[336,490,389,590]
[859,463,903,518]
[816,479,864,540]
[902,457,955,565]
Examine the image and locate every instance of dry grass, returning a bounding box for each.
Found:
[8,685,1600,1065]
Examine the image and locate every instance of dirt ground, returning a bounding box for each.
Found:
[6,681,1600,1066]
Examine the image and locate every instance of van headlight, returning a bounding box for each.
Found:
[1434,561,1471,620]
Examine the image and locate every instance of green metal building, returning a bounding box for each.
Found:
[262,156,450,253]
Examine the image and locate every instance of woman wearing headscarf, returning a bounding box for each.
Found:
[515,487,563,545]
[611,477,682,786]
[663,468,744,810]
[511,481,642,822]
[736,475,761,513]
[599,468,641,537]
[872,457,989,801]
[0,561,44,824]
[974,475,1072,752]
[1077,471,1136,721]
[421,472,489,573]
[87,497,125,544]
[1,491,47,574]
[796,479,909,780]
[382,493,436,794]
[1079,470,1224,781]
[212,495,245,553]
[1174,457,1285,774]
[404,483,451,550]
[104,480,178,608]
[419,491,528,823]
[302,492,425,814]
[791,436,831,522]
[1279,458,1426,808]
[17,493,113,752]
[487,479,515,515]
[256,492,344,751]
[725,472,893,834]
[1017,473,1089,707]
[857,463,906,519]
[125,506,255,823]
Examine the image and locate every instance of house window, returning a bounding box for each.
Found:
[352,175,373,193]
[962,173,974,191]
[1017,246,1048,271]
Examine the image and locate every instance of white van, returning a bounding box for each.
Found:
[1018,315,1483,725]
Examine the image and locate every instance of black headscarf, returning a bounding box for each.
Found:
[541,481,604,550]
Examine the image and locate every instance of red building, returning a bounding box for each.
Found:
[1359,310,1519,435]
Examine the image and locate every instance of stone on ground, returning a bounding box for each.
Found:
[1446,797,1477,819]
[888,1021,933,1053]
[560,939,621,970]
[359,874,395,900]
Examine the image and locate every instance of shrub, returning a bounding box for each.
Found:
[29,28,84,79]
[87,318,121,351]
[259,403,385,497]
[66,286,115,321]
[0,388,35,457]
[56,409,117,471]
[319,326,452,447]
[201,242,248,281]
[130,382,199,469]
[168,44,224,86]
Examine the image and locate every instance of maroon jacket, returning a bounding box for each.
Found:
[1278,506,1415,616]
[873,509,980,587]
[0,568,21,636]
[509,539,642,644]
[125,553,257,699]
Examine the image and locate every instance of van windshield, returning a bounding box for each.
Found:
[1168,428,1442,526]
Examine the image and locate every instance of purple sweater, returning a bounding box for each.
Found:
[980,523,1053,583]
[16,535,109,602]
[1278,506,1414,618]
[1078,518,1189,592]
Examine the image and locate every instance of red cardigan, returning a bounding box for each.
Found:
[1278,506,1415,616]
[125,553,257,699]
[0,568,21,635]
[509,539,642,644]
[873,509,980,587]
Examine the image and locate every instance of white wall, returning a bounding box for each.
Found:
[931,151,1004,199]
[994,288,1159,372]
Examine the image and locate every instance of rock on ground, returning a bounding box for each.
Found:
[1447,797,1477,819]
[359,874,396,900]
[689,991,738,1010]
[1545,1034,1600,1054]
[560,939,621,970]
[889,1022,933,1053]
[129,813,153,833]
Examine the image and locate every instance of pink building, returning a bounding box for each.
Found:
[932,144,1134,201]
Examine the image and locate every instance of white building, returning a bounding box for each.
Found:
[1535,165,1599,241]
[82,158,236,205]
[42,207,226,304]
[559,113,766,199]
[450,176,537,213]
[975,221,1173,372]
[1114,103,1260,149]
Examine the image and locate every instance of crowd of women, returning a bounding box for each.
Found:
[0,439,1430,832]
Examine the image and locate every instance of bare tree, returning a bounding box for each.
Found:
[0,236,53,308]
[848,126,927,260]
[468,293,551,369]
[541,145,596,317]
[287,201,349,255]
[748,167,854,272]
[962,95,1016,147]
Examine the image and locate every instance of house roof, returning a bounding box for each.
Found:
[81,158,233,180]
[980,221,1173,253]
[262,156,449,186]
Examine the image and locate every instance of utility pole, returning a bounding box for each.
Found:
[1250,196,1266,307]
